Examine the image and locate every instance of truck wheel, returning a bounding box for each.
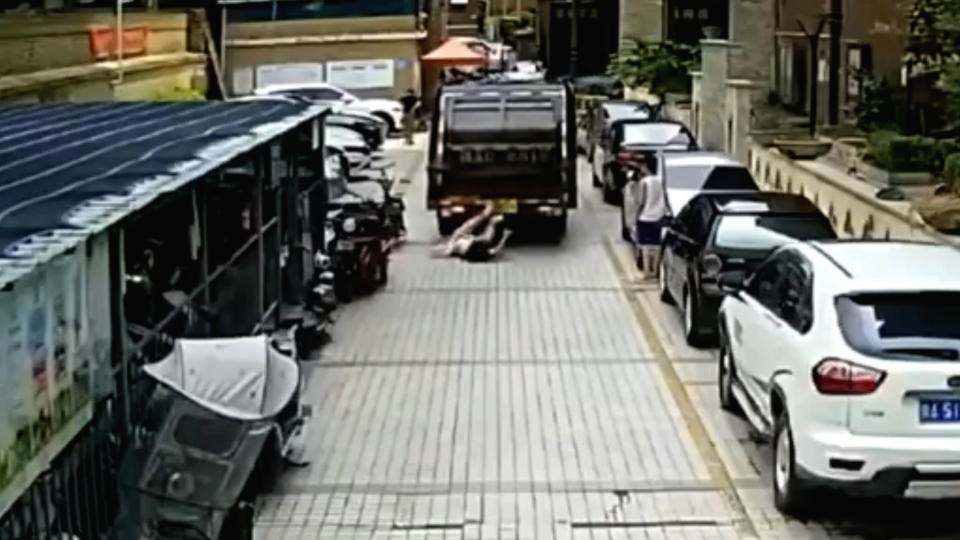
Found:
[549,214,567,242]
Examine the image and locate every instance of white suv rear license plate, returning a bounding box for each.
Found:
[919,400,960,423]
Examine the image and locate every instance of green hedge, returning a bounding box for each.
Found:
[945,153,960,189]
[866,131,955,173]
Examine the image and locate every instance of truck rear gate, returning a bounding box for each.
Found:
[427,81,577,237]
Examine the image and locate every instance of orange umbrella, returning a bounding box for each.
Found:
[422,39,487,67]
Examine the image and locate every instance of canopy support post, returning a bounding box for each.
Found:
[108,226,130,437]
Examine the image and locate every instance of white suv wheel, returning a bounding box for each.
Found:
[772,412,809,516]
[774,423,791,495]
[718,345,737,412]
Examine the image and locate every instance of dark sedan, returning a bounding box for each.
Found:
[658,192,837,345]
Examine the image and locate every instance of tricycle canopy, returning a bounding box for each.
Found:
[143,335,299,422]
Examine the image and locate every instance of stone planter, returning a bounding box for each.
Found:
[773,139,832,160]
[748,128,811,146]
[823,137,867,172]
[858,159,936,187]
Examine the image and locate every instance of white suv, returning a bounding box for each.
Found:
[717,240,960,515]
[254,83,403,132]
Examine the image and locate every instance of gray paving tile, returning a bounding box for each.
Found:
[256,148,737,540]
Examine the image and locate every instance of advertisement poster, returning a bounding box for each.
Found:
[255,63,325,89]
[0,243,96,518]
[326,59,395,90]
[25,274,52,453]
[87,233,112,400]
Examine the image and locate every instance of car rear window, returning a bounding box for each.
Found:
[836,292,960,360]
[714,215,836,254]
[669,165,758,191]
[622,123,690,146]
[606,104,651,120]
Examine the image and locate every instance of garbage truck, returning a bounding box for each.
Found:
[427,80,577,238]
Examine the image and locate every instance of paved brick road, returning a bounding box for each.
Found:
[255,137,960,540]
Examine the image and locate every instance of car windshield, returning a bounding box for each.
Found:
[714,215,835,255]
[836,292,960,360]
[668,164,758,191]
[622,123,689,146]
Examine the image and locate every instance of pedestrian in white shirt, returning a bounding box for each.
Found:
[633,154,667,277]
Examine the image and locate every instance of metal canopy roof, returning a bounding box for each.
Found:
[0,100,327,288]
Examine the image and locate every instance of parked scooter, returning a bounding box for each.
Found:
[325,204,389,302]
[336,146,407,246]
[116,335,310,540]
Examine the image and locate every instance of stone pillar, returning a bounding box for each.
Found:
[728,0,775,91]
[690,71,703,140]
[699,40,736,152]
[725,79,765,164]
[619,0,663,48]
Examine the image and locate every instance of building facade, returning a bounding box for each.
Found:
[536,0,619,77]
[0,7,206,104]
[221,0,425,99]
[775,0,909,123]
[619,0,731,48]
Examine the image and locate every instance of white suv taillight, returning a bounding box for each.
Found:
[812,358,886,395]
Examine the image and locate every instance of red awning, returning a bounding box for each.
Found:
[421,39,486,67]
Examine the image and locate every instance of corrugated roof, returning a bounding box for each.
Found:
[0,100,327,288]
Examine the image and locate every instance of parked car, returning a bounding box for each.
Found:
[586,100,655,166]
[660,152,759,216]
[327,112,387,149]
[617,121,699,223]
[659,192,836,345]
[255,83,404,132]
[716,240,960,515]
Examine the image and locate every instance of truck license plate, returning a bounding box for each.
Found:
[492,199,518,214]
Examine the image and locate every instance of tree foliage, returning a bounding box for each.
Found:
[907,0,960,65]
[607,40,700,98]
[853,75,897,131]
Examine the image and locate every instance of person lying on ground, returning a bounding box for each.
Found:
[434,204,512,262]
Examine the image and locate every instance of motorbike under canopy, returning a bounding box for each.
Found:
[117,335,306,540]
